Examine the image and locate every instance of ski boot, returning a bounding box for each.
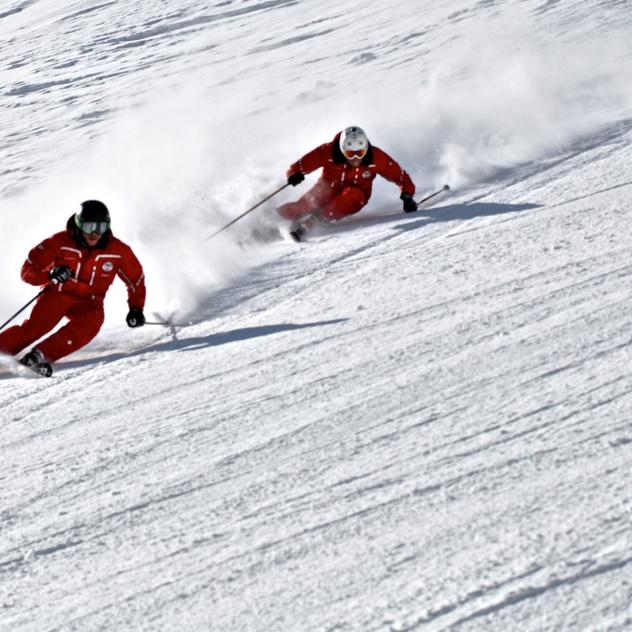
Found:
[20,348,53,377]
[289,215,317,242]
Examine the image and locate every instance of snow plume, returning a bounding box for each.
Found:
[78,91,255,319]
[239,22,632,209]
[2,1,630,322]
[313,18,632,196]
[412,28,632,190]
[0,85,280,322]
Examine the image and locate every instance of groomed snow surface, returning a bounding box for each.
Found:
[1,1,632,631]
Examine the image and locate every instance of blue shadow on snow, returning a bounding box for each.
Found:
[331,201,541,235]
[61,319,348,370]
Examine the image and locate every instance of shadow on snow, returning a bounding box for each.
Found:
[335,176,632,237]
[60,319,348,370]
[331,201,541,236]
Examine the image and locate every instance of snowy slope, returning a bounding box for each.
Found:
[1,1,632,631]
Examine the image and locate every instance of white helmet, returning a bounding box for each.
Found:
[339,126,369,159]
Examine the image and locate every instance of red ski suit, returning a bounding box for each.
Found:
[278,132,416,222]
[0,217,146,362]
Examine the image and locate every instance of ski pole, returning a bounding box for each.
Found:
[415,184,450,207]
[205,183,291,241]
[0,288,47,332]
[147,312,180,340]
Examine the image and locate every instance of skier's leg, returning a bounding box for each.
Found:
[277,179,337,221]
[0,291,69,356]
[36,299,105,362]
[319,187,367,222]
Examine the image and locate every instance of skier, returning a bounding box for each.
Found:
[0,200,146,376]
[277,126,418,240]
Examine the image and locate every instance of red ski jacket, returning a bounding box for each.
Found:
[287,132,415,200]
[21,217,146,308]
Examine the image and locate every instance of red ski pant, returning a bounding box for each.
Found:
[0,290,104,362]
[278,178,368,222]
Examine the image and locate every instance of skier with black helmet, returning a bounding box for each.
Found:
[0,200,146,376]
[278,126,417,240]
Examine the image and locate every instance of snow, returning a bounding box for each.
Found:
[1,1,632,630]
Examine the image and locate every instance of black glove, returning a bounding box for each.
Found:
[287,172,305,187]
[49,265,73,284]
[126,307,145,328]
[401,193,418,213]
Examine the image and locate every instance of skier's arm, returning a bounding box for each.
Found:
[373,147,416,197]
[287,143,331,178]
[117,247,146,309]
[20,237,58,286]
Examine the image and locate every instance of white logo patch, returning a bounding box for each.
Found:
[362,170,372,179]
[102,261,114,272]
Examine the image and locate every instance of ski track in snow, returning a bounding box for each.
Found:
[2,1,632,631]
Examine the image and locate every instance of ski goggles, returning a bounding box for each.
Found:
[77,219,110,234]
[342,147,367,159]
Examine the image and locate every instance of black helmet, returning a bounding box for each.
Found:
[75,200,110,235]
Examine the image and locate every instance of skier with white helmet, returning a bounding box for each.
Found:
[278,126,417,240]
